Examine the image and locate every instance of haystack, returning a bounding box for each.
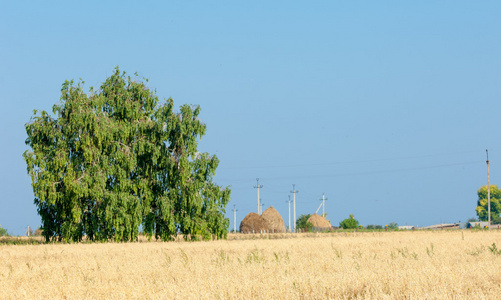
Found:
[307,213,331,228]
[261,206,286,232]
[240,212,269,233]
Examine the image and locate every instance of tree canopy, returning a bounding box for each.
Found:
[296,214,313,231]
[24,68,231,242]
[0,225,9,237]
[475,185,501,222]
[387,222,398,230]
[339,214,359,229]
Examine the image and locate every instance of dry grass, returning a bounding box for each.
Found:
[1,231,501,299]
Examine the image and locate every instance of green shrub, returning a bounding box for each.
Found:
[0,225,9,237]
[296,214,313,232]
[339,214,359,229]
[492,216,501,225]
[388,222,399,230]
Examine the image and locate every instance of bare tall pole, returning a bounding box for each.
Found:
[487,149,491,229]
[287,195,292,232]
[320,193,328,218]
[291,184,299,232]
[233,205,238,233]
[254,178,263,215]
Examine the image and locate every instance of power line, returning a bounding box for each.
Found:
[257,161,483,181]
[253,178,263,215]
[319,193,328,217]
[290,184,298,232]
[220,150,482,170]
[286,195,292,232]
[217,160,482,183]
[487,149,491,229]
[232,205,238,233]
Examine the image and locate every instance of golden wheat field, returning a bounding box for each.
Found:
[1,231,501,299]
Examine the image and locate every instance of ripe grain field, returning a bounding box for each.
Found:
[1,231,501,299]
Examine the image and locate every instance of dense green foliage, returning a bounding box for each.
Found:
[339,214,359,229]
[387,222,399,230]
[24,68,231,242]
[491,216,501,225]
[296,214,313,231]
[475,185,501,221]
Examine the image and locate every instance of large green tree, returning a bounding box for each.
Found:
[475,185,501,222]
[24,68,230,242]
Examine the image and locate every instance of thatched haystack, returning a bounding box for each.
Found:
[240,212,269,233]
[307,213,331,229]
[261,206,285,232]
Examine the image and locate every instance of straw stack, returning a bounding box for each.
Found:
[307,213,331,229]
[261,206,286,232]
[239,212,269,233]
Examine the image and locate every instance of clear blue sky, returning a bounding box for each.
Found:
[1,1,500,235]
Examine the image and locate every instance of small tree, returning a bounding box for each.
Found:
[296,214,313,232]
[388,222,399,230]
[475,185,501,221]
[339,214,359,229]
[0,225,9,237]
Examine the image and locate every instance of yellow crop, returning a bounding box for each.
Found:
[1,231,500,299]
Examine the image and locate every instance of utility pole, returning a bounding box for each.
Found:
[233,205,238,233]
[26,225,30,237]
[320,193,328,218]
[254,178,263,215]
[291,184,298,232]
[287,195,292,232]
[487,149,491,229]
[260,199,264,215]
